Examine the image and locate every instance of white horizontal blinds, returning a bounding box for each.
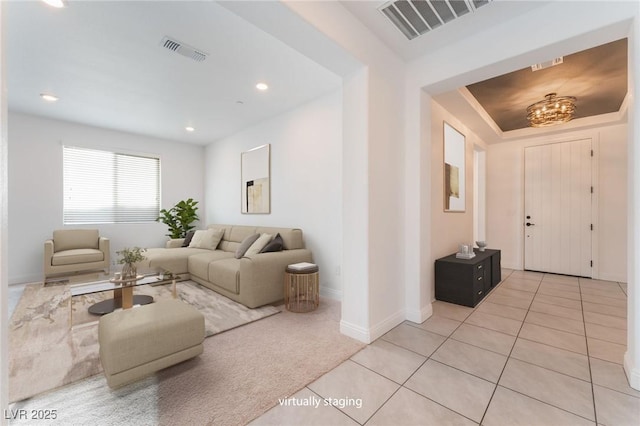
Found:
[63,146,160,224]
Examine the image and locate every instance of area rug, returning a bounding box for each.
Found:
[9,297,366,426]
[8,280,279,403]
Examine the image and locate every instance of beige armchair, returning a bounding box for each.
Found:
[44,229,110,279]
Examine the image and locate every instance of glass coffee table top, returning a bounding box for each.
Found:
[69,274,180,325]
[69,274,174,298]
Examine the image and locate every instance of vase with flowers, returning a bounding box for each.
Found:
[116,247,147,281]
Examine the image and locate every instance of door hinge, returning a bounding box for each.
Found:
[591,186,594,194]
[590,260,593,267]
[590,224,594,231]
[591,149,594,157]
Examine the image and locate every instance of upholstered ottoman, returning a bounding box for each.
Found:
[98,299,205,388]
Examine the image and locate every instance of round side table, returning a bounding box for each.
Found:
[284,265,319,313]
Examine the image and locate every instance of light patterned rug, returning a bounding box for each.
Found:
[8,280,279,403]
[8,297,365,426]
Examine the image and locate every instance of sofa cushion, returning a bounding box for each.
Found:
[181,230,195,247]
[189,228,224,250]
[235,234,260,259]
[208,258,241,294]
[51,248,104,266]
[255,227,303,250]
[53,229,99,252]
[245,233,272,256]
[188,251,236,281]
[260,233,284,253]
[139,247,210,275]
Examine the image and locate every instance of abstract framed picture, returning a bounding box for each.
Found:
[443,122,465,212]
[241,144,270,214]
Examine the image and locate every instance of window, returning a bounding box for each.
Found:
[63,146,160,224]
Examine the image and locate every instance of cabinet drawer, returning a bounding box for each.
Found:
[473,276,485,304]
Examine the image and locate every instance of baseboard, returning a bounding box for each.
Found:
[405,302,433,324]
[596,272,627,283]
[340,320,371,343]
[9,273,42,285]
[369,309,406,342]
[320,286,342,301]
[624,351,640,391]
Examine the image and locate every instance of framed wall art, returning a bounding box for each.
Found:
[443,122,465,212]
[241,144,270,214]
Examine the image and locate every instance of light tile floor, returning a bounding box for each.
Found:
[251,270,640,426]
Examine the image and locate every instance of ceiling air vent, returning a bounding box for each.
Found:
[160,36,207,62]
[531,57,564,72]
[379,0,493,41]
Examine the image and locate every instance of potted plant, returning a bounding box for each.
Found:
[116,247,147,280]
[157,198,199,239]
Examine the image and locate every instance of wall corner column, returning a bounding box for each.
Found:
[624,7,640,391]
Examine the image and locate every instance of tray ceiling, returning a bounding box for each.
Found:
[465,38,628,132]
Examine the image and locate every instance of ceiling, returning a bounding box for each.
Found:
[7,1,630,147]
[344,1,630,142]
[465,39,628,132]
[341,0,549,61]
[6,1,341,145]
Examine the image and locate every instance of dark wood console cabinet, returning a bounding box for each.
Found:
[435,249,501,307]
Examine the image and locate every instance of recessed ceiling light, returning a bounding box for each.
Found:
[40,93,59,102]
[185,126,195,132]
[255,83,269,91]
[42,0,66,8]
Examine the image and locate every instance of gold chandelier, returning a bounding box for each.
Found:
[526,93,577,127]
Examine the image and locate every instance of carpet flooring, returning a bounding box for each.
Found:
[8,297,365,426]
[8,280,279,403]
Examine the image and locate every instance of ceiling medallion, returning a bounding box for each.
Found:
[526,93,577,127]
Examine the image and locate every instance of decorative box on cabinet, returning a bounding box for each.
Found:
[435,249,501,307]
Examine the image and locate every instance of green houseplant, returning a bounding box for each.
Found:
[157,198,199,239]
[116,247,147,280]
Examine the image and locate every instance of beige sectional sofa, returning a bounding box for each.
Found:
[138,224,313,308]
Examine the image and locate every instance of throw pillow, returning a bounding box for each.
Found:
[189,228,224,250]
[235,233,260,259]
[244,233,272,256]
[260,233,284,253]
[182,230,196,247]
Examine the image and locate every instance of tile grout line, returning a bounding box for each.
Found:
[304,386,363,426]
[368,278,510,425]
[360,310,477,425]
[488,273,600,424]
[478,273,543,425]
[579,277,599,425]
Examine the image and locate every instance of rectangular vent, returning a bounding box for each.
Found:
[531,57,564,72]
[160,36,207,62]
[379,0,492,41]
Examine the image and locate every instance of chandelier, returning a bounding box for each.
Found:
[526,93,577,127]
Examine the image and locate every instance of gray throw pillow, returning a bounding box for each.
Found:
[235,233,260,259]
[260,233,284,253]
[182,230,196,247]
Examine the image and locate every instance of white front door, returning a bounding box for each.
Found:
[524,139,593,277]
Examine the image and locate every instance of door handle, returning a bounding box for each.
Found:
[526,222,535,227]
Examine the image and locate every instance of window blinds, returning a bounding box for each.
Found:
[63,146,160,224]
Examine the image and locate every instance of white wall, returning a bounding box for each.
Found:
[7,112,205,284]
[281,1,407,342]
[486,124,627,281]
[217,0,409,343]
[431,101,489,277]
[204,90,343,299]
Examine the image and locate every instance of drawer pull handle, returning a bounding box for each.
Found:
[478,290,483,295]
[478,265,483,269]
[478,276,483,280]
